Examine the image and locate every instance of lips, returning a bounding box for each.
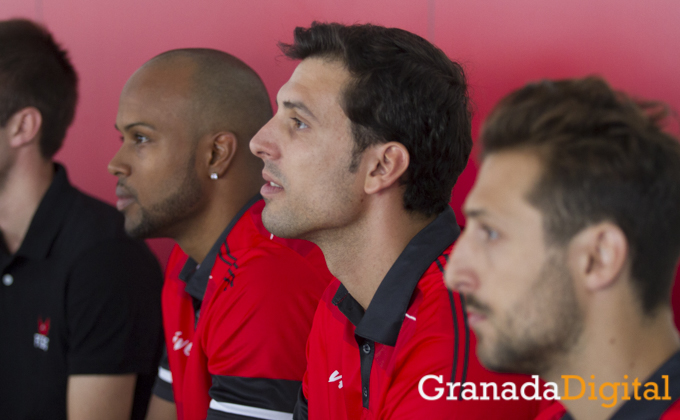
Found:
[261,171,284,197]
[464,296,491,328]
[115,184,136,211]
[465,310,487,328]
[261,181,284,197]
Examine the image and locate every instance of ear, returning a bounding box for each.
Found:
[6,107,42,148]
[364,142,410,195]
[207,132,238,178]
[568,222,629,292]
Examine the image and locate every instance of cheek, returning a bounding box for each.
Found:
[136,156,186,201]
[293,148,344,189]
[483,250,543,306]
[488,231,547,274]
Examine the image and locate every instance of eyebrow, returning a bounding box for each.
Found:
[114,122,156,132]
[463,208,488,219]
[281,100,317,121]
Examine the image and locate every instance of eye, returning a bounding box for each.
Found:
[292,117,308,130]
[133,133,150,144]
[482,225,499,241]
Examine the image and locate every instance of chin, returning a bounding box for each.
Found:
[476,344,499,370]
[263,221,300,239]
[477,340,516,373]
[261,209,297,239]
[124,220,139,237]
[124,218,159,240]
[125,225,148,239]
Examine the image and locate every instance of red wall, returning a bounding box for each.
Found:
[3,0,680,307]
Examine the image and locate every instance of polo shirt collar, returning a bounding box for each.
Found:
[181,194,262,301]
[0,164,76,271]
[332,206,460,346]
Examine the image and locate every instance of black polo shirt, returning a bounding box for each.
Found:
[0,164,164,420]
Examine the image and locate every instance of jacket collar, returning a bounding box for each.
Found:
[180,194,262,301]
[0,164,76,272]
[332,207,460,346]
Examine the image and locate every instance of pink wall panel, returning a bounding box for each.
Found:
[0,0,35,18]
[2,1,679,286]
[433,0,680,226]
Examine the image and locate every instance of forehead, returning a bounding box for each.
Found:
[277,58,350,119]
[117,61,196,126]
[465,150,544,220]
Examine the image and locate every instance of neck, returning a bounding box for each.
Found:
[174,168,262,265]
[315,203,434,310]
[543,301,679,420]
[0,158,54,254]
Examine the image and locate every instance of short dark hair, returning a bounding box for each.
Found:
[0,19,78,158]
[480,76,680,314]
[280,22,472,217]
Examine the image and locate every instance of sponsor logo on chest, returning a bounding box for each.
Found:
[172,331,192,357]
[34,317,50,351]
[329,370,343,389]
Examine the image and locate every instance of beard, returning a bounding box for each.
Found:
[259,159,360,242]
[471,251,584,376]
[125,160,203,239]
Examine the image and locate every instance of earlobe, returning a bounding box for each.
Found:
[208,132,238,178]
[364,142,410,194]
[8,107,42,148]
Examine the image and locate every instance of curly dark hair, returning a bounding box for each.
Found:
[280,22,472,217]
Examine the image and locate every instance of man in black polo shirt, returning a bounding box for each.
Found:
[446,77,680,419]
[0,19,163,420]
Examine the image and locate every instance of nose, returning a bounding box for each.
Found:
[108,145,130,178]
[444,229,479,295]
[249,119,279,161]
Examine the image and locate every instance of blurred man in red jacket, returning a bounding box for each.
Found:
[447,77,680,420]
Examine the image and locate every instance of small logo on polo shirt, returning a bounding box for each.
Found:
[329,370,343,389]
[172,331,192,357]
[34,317,50,351]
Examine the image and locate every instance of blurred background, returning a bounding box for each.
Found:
[2,0,679,313]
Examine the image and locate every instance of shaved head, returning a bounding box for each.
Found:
[111,48,272,240]
[141,48,272,145]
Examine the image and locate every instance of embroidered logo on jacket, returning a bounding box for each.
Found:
[329,370,343,389]
[172,331,192,357]
[34,317,50,351]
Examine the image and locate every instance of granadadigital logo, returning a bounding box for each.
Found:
[329,370,343,389]
[419,374,673,408]
[419,375,559,402]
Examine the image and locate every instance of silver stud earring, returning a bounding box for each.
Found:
[210,173,218,180]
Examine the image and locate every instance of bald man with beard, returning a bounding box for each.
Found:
[109,49,330,420]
